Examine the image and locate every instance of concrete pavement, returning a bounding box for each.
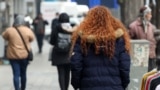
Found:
[0,40,74,90]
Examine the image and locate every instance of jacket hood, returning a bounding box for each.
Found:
[13,15,25,27]
[78,28,124,43]
[61,23,74,32]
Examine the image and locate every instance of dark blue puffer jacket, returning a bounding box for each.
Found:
[71,38,131,90]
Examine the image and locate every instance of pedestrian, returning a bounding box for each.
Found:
[2,15,35,90]
[32,13,48,53]
[49,13,74,90]
[129,5,157,72]
[70,6,131,90]
[51,12,59,31]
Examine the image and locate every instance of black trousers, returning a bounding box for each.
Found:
[148,58,156,72]
[57,64,70,90]
[36,34,44,52]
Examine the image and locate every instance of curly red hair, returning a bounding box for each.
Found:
[71,6,130,58]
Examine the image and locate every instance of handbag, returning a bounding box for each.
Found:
[14,27,33,61]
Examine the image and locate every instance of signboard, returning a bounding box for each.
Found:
[130,40,150,67]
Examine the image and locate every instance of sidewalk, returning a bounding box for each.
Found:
[0,39,148,90]
[0,40,74,90]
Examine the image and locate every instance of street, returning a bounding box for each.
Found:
[0,40,74,90]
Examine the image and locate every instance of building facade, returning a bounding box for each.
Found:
[0,0,36,33]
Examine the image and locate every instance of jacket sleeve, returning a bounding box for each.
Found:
[49,25,58,45]
[28,29,35,42]
[2,28,9,40]
[51,19,55,31]
[70,39,83,89]
[32,19,37,26]
[118,38,131,89]
[128,24,136,39]
[44,20,49,25]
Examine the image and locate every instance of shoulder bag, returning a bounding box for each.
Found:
[14,27,33,61]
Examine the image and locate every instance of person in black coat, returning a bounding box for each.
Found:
[70,6,131,90]
[49,13,74,90]
[51,12,59,31]
[32,13,48,53]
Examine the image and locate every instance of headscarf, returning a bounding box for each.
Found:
[139,5,152,33]
[13,15,25,27]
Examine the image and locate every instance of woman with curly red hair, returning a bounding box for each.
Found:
[70,6,131,90]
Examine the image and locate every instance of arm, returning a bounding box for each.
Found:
[28,29,35,42]
[2,29,9,40]
[44,20,49,25]
[51,20,54,31]
[118,38,131,89]
[51,19,55,31]
[128,24,136,39]
[49,25,58,45]
[32,19,38,25]
[70,38,83,89]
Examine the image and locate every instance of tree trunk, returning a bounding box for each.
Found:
[156,0,160,29]
[119,0,144,27]
[150,0,156,26]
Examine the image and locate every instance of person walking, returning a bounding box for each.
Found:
[49,13,73,90]
[70,6,131,90]
[32,13,48,53]
[2,15,35,90]
[51,12,59,31]
[129,5,157,72]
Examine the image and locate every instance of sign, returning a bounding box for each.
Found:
[130,40,149,67]
[89,0,100,8]
[128,40,149,90]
